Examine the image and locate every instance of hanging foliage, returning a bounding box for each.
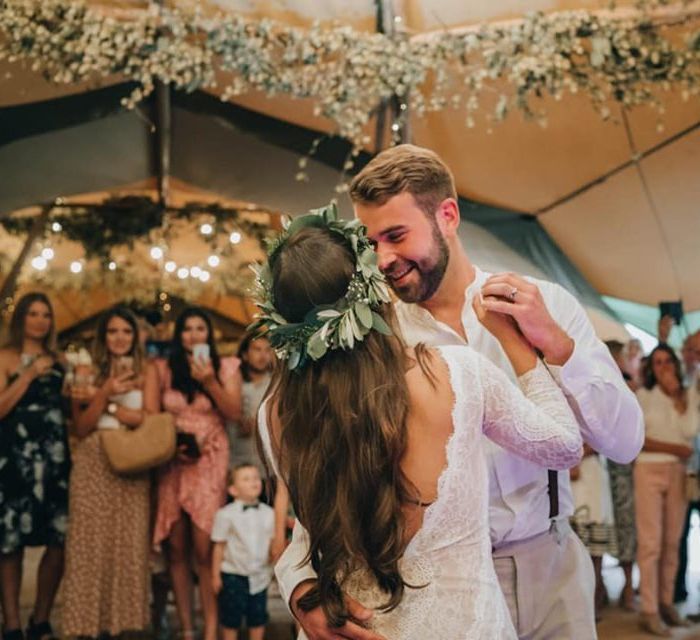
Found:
[1,196,272,261]
[0,0,698,149]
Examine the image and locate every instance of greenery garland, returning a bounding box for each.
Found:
[250,202,392,370]
[0,0,698,150]
[1,196,271,261]
[0,196,274,304]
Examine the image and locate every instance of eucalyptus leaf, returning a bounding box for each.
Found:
[355,302,373,329]
[348,310,363,340]
[288,350,301,370]
[307,329,328,360]
[372,312,392,336]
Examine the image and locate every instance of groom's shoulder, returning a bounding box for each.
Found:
[523,273,578,307]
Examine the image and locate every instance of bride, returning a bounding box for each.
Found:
[255,205,582,639]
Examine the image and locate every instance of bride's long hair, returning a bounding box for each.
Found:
[267,225,430,626]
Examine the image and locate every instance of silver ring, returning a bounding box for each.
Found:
[509,287,518,301]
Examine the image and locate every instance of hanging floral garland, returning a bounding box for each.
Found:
[0,0,698,149]
[0,195,274,304]
[1,196,271,261]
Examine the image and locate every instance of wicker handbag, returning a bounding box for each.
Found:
[100,412,176,475]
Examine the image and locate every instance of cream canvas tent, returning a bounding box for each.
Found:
[1,0,698,340]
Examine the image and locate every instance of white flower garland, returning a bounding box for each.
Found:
[1,0,698,147]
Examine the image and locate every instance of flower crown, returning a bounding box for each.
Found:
[250,202,392,371]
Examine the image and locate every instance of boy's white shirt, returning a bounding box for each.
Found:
[211,500,275,594]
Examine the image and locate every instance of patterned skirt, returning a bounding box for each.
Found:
[607,460,636,564]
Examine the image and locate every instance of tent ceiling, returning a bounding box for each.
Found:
[1,0,698,314]
[541,127,700,310]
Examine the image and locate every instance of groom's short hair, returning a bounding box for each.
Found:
[349,144,457,219]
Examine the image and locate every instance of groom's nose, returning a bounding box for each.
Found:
[376,244,396,274]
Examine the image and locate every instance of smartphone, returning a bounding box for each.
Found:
[659,301,684,326]
[114,356,134,377]
[192,343,210,363]
[176,432,201,459]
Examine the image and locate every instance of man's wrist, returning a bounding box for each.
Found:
[538,328,574,366]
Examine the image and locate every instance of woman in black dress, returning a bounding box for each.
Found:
[0,293,70,640]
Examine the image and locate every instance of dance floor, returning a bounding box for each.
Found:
[16,515,700,639]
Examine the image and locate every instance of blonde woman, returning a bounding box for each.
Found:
[62,306,156,637]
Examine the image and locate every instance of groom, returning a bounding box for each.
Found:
[273,145,644,639]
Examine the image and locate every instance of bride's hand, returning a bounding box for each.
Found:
[472,294,522,344]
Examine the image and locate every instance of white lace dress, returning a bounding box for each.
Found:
[260,345,582,639]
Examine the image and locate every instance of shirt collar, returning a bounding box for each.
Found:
[395,265,489,328]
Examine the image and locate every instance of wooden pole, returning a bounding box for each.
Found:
[0,207,50,312]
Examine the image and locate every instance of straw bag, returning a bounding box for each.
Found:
[101,412,176,475]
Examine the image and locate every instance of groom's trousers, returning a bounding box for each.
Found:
[492,518,596,640]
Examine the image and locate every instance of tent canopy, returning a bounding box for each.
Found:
[1,0,698,337]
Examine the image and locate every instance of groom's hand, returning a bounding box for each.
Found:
[291,580,385,639]
[480,272,574,365]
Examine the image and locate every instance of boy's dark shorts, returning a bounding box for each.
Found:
[218,573,269,629]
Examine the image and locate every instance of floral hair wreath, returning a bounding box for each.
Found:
[249,202,393,371]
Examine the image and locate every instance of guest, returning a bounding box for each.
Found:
[605,339,638,610]
[624,338,644,390]
[228,333,290,563]
[228,333,273,472]
[635,344,700,635]
[0,292,70,640]
[674,330,700,603]
[570,446,617,619]
[146,307,242,640]
[212,464,274,640]
[61,306,154,637]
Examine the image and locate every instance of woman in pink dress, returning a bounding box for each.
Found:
[145,307,242,640]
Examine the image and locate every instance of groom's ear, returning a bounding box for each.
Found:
[435,198,460,238]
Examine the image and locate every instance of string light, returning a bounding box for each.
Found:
[31,256,48,270]
[164,261,177,273]
[207,255,220,268]
[51,222,62,232]
[229,231,241,244]
[190,266,202,278]
[200,223,213,236]
[150,246,164,260]
[41,248,54,260]
[177,267,189,279]
[70,261,83,274]
[108,261,117,271]
[199,270,211,283]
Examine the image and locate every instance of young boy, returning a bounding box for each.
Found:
[212,463,275,640]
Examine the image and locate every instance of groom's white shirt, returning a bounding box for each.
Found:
[268,266,644,605]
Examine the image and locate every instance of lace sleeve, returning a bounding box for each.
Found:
[479,354,583,470]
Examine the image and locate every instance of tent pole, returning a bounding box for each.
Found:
[154,0,171,208]
[155,81,171,208]
[374,0,411,151]
[0,207,50,314]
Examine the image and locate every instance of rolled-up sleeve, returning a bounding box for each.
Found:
[543,286,644,464]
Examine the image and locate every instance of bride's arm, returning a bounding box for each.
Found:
[472,297,582,469]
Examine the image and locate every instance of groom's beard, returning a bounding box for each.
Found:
[385,226,450,304]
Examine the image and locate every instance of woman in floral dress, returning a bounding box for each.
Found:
[146,307,241,640]
[0,293,70,640]
[62,306,154,638]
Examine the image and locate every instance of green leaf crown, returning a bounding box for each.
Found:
[250,202,392,371]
